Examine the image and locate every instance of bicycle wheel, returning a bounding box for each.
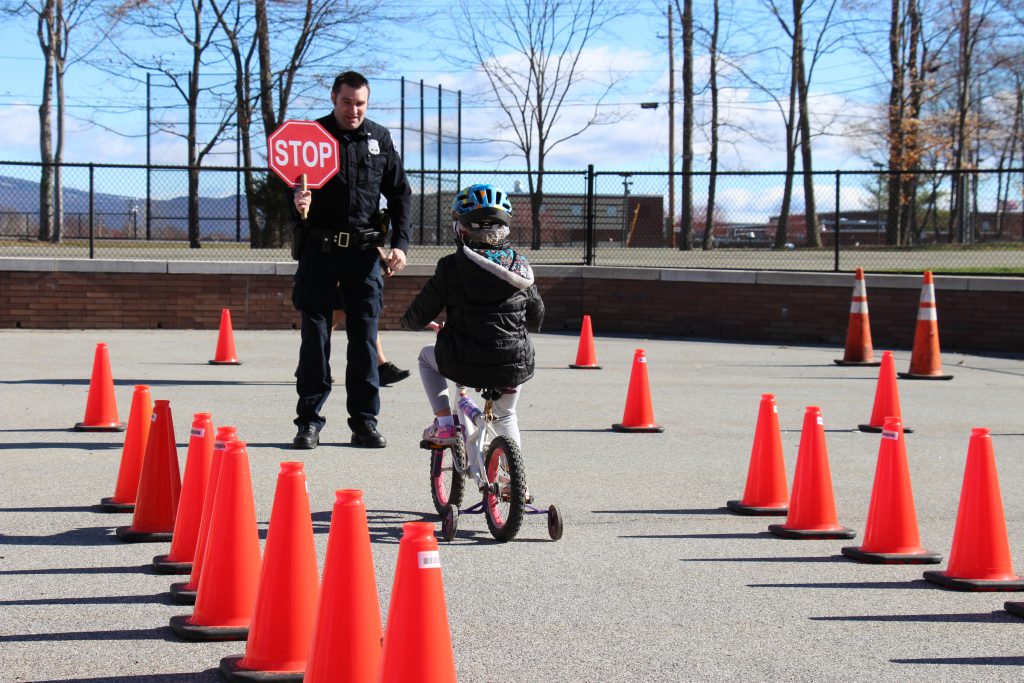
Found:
[429,438,466,516]
[483,436,527,542]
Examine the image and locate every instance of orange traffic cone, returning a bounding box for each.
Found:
[99,385,153,512]
[115,400,181,542]
[858,351,913,434]
[834,268,880,366]
[769,406,855,540]
[305,490,383,683]
[569,315,601,369]
[170,425,238,605]
[727,393,789,516]
[170,440,261,641]
[898,271,953,380]
[842,417,940,564]
[378,522,456,683]
[209,308,242,365]
[612,349,664,433]
[924,428,1024,591]
[220,462,319,681]
[74,342,126,431]
[153,413,214,574]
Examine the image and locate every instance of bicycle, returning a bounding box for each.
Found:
[421,386,563,542]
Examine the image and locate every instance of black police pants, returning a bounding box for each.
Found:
[293,243,382,431]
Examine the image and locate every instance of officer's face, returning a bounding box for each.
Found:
[332,84,369,131]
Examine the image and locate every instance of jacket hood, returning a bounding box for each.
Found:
[456,244,534,294]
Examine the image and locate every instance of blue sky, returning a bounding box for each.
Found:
[0,2,884,186]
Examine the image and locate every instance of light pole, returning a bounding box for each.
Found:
[873,162,884,239]
[621,174,633,245]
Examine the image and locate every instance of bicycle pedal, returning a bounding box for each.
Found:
[419,439,438,450]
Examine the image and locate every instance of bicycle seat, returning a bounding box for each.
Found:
[479,387,517,401]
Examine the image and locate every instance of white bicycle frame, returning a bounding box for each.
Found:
[455,390,498,494]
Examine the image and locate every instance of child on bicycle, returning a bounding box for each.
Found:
[400,183,544,447]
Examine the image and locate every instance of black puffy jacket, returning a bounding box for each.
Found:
[401,245,544,388]
[304,115,412,254]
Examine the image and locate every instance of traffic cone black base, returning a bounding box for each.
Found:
[219,656,303,682]
[611,423,664,433]
[858,424,914,434]
[74,422,126,432]
[209,360,243,366]
[834,359,881,367]
[569,363,601,369]
[897,371,953,380]
[152,554,192,575]
[923,570,1024,592]
[841,546,941,565]
[726,499,788,517]
[114,526,172,543]
[98,497,134,513]
[768,524,855,540]
[1003,601,1024,617]
[169,582,198,605]
[169,615,248,642]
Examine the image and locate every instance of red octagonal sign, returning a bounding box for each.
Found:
[267,119,340,189]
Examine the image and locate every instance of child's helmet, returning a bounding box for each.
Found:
[451,184,513,247]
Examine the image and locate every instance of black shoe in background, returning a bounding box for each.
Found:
[378,361,411,386]
[293,424,320,450]
[350,421,387,448]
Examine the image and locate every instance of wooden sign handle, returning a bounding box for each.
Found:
[299,173,308,220]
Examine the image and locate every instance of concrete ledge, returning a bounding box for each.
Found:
[662,269,757,284]
[583,266,660,281]
[167,261,277,275]
[55,259,168,274]
[1,257,1022,293]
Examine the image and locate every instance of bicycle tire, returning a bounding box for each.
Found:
[483,436,527,542]
[430,438,467,516]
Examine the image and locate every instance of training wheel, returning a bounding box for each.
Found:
[441,505,459,542]
[547,504,564,541]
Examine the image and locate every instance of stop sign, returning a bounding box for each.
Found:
[267,120,340,188]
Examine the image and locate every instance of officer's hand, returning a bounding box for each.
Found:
[293,189,311,216]
[386,248,407,277]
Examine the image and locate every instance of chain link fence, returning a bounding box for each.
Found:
[2,160,1022,274]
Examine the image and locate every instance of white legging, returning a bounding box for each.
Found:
[417,344,522,446]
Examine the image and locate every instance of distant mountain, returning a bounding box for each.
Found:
[0,173,251,240]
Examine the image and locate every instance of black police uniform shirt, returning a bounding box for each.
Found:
[307,114,412,254]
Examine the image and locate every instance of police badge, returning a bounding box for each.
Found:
[368,139,380,155]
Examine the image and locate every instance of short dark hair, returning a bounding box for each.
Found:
[332,71,370,94]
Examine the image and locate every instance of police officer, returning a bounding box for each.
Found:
[292,70,411,449]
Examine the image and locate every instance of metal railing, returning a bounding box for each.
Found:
[2,160,1022,274]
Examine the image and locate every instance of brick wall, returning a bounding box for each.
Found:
[1,261,1021,353]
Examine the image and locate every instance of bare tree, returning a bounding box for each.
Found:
[102,0,235,248]
[5,0,94,242]
[701,0,720,251]
[680,0,694,250]
[457,0,625,250]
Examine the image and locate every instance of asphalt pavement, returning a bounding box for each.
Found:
[1,328,1023,682]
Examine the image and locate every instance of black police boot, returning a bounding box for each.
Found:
[349,420,386,448]
[293,424,320,450]
[378,361,411,386]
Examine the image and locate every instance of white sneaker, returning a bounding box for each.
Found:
[422,419,459,445]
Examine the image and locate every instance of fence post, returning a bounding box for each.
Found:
[833,169,840,272]
[585,165,595,266]
[88,163,95,259]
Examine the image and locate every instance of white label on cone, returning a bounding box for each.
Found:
[214,442,226,451]
[151,413,157,422]
[418,550,441,569]
[639,357,647,363]
[773,405,778,413]
[191,427,205,437]
[816,416,824,426]
[882,430,899,440]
